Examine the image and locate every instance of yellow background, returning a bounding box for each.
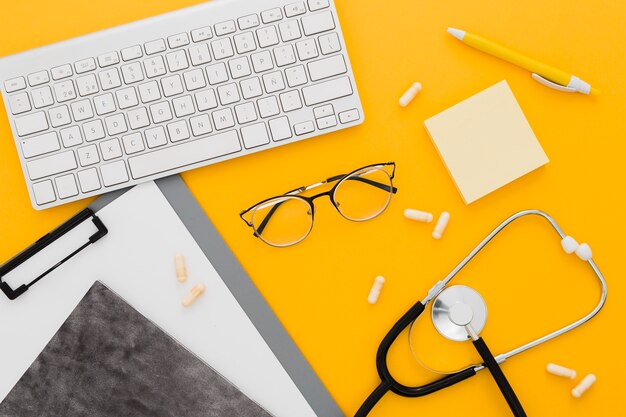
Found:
[1,1,625,416]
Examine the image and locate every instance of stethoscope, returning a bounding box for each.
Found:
[355,210,608,417]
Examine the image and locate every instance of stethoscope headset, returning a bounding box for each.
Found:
[355,210,607,417]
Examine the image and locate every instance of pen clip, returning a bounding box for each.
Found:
[531,73,576,93]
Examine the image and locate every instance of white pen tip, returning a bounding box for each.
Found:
[447,27,466,41]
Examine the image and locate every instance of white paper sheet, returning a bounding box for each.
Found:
[0,182,316,417]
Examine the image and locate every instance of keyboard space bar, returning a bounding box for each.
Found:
[129,130,241,179]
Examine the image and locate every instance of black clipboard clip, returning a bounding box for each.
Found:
[0,208,108,300]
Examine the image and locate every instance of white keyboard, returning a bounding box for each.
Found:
[0,0,363,210]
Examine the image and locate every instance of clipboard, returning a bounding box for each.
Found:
[0,175,343,417]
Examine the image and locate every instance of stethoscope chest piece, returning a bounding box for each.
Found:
[432,285,488,342]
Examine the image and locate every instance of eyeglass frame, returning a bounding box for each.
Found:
[239,162,398,247]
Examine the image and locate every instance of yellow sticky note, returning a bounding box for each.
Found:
[424,80,549,204]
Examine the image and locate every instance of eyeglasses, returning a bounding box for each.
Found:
[240,162,397,247]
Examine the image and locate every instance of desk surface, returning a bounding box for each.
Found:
[1,1,624,416]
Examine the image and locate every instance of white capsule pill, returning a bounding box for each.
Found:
[182,283,206,307]
[368,276,385,304]
[575,243,592,261]
[572,374,596,398]
[399,82,422,107]
[174,253,188,283]
[561,236,579,254]
[547,363,577,380]
[432,212,450,239]
[404,209,434,223]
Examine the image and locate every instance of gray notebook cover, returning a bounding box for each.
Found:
[0,281,271,417]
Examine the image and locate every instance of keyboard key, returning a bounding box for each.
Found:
[77,144,100,166]
[212,108,235,130]
[115,86,139,109]
[285,65,308,87]
[211,38,235,60]
[302,76,353,106]
[121,62,144,84]
[20,132,60,158]
[83,119,106,142]
[294,120,315,135]
[279,21,302,42]
[145,126,168,148]
[76,73,99,96]
[15,111,49,136]
[301,10,336,36]
[308,0,330,11]
[53,80,77,102]
[314,104,334,118]
[167,33,190,49]
[296,39,319,61]
[240,77,263,99]
[273,45,296,67]
[234,32,257,54]
[217,83,240,105]
[75,58,96,74]
[60,125,83,147]
[100,138,123,160]
[32,180,56,205]
[97,51,120,67]
[99,68,122,90]
[9,92,31,114]
[55,173,79,199]
[268,116,292,141]
[308,54,347,81]
[238,14,260,30]
[122,132,145,154]
[189,114,213,136]
[78,168,101,192]
[317,114,337,129]
[206,63,229,85]
[188,43,212,66]
[235,102,258,124]
[241,122,269,148]
[144,39,166,55]
[195,89,218,111]
[161,74,184,97]
[27,150,77,180]
[258,96,280,118]
[5,76,26,92]
[183,68,207,91]
[167,120,190,142]
[166,50,189,72]
[279,90,303,112]
[51,65,73,80]
[285,2,306,17]
[121,45,143,61]
[215,20,236,36]
[138,80,162,103]
[28,71,50,87]
[256,26,280,48]
[339,108,360,124]
[172,95,195,117]
[191,26,213,42]
[150,101,173,123]
[229,56,251,79]
[261,8,283,24]
[144,56,167,78]
[128,130,241,179]
[128,107,150,130]
[31,86,54,109]
[251,51,274,73]
[94,93,116,115]
[49,105,71,128]
[263,71,286,93]
[100,160,129,186]
[105,113,128,135]
[319,32,341,55]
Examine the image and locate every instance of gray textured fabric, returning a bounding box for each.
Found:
[0,281,272,417]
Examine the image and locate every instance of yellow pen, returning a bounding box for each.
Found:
[447,28,599,95]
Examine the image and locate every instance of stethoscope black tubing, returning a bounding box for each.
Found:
[472,337,527,417]
[354,301,477,417]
